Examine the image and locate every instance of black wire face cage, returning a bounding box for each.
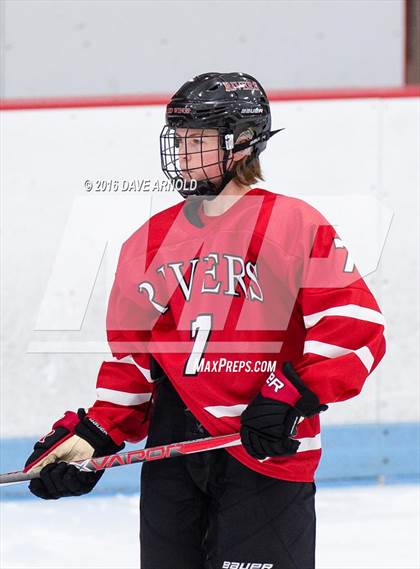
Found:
[160,126,235,198]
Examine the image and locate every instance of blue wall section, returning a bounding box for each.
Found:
[1,423,419,501]
[318,423,420,482]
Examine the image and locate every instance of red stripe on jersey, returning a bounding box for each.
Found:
[310,225,336,258]
[96,361,152,393]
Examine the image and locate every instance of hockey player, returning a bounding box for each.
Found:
[24,73,386,569]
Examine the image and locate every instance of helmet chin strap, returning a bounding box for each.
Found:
[180,172,233,200]
[179,150,235,200]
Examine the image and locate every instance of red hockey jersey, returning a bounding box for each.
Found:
[88,188,386,482]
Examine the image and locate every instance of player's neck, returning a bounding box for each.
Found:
[202,180,252,217]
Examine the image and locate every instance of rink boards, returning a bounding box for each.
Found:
[1,94,419,500]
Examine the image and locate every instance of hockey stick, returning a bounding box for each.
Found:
[0,432,241,485]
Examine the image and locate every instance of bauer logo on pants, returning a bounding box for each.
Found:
[222,562,274,569]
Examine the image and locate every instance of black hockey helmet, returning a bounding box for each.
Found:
[160,72,282,199]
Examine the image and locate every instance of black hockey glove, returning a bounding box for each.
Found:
[240,362,328,460]
[24,409,124,499]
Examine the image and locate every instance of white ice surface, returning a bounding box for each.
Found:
[1,484,419,569]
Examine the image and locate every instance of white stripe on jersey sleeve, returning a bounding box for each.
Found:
[258,433,322,462]
[303,340,374,372]
[104,355,153,383]
[96,387,152,406]
[296,433,321,453]
[204,404,248,418]
[303,304,386,329]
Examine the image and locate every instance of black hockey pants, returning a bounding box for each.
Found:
[140,378,316,569]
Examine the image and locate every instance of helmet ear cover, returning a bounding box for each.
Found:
[233,128,284,156]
